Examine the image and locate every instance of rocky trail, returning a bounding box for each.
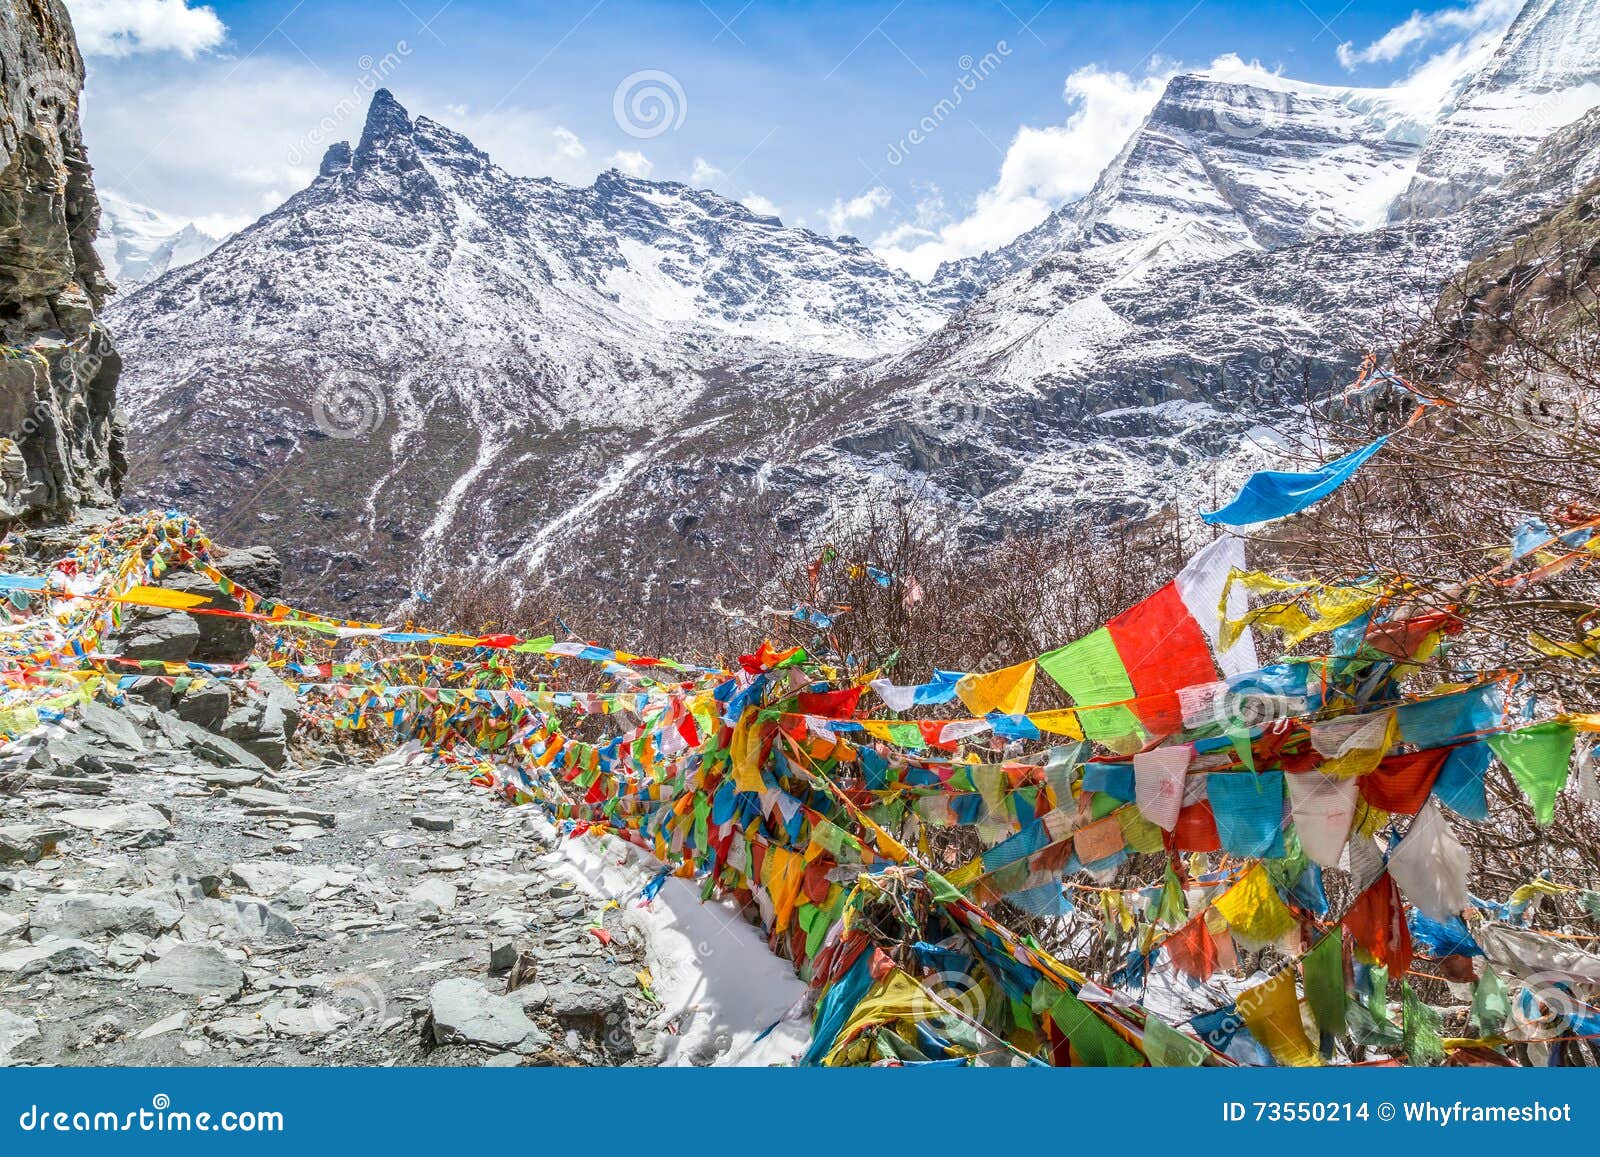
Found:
[0,694,675,1067]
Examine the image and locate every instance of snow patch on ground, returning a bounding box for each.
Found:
[525,811,812,1067]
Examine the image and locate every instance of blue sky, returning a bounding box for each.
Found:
[67,0,1524,275]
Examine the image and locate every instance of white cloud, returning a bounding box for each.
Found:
[68,0,226,58]
[1336,0,1520,68]
[438,107,596,183]
[690,156,723,185]
[875,63,1175,279]
[607,149,653,177]
[824,186,891,236]
[741,193,782,219]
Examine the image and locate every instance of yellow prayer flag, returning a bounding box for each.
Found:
[120,584,211,610]
[955,659,1036,718]
[1213,863,1296,946]
[1237,968,1320,1067]
[1029,708,1086,739]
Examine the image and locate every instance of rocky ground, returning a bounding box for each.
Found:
[0,694,666,1067]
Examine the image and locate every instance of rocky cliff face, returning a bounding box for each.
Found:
[0,0,121,524]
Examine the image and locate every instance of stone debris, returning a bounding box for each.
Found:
[136,944,245,998]
[0,939,103,978]
[0,663,659,1068]
[426,978,550,1053]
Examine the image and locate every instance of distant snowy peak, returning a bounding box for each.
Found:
[299,89,947,358]
[929,66,1425,305]
[1396,0,1600,219]
[94,191,229,291]
[930,66,1426,303]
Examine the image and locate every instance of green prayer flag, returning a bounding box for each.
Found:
[1046,988,1145,1067]
[1038,628,1144,748]
[1143,1014,1207,1066]
[1401,980,1445,1065]
[1152,863,1187,927]
[1489,721,1576,826]
[1301,931,1348,1039]
[1471,968,1509,1035]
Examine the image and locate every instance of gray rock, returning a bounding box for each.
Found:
[77,701,146,752]
[512,980,550,1011]
[0,1009,40,1056]
[144,845,226,897]
[0,938,103,977]
[261,1004,344,1038]
[174,682,231,732]
[202,1016,267,1044]
[231,786,292,807]
[427,977,546,1051]
[17,772,111,795]
[113,611,201,664]
[55,802,171,836]
[220,677,301,768]
[106,933,152,969]
[489,940,519,974]
[405,878,457,913]
[0,822,69,863]
[135,1011,189,1040]
[125,677,174,712]
[200,767,265,789]
[29,892,182,940]
[244,805,335,828]
[410,813,454,832]
[137,944,244,998]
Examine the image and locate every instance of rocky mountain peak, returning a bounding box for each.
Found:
[353,87,417,167]
[319,141,353,176]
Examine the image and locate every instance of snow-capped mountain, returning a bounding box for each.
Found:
[94,191,229,290]
[930,61,1435,304]
[108,91,948,608]
[1395,0,1600,219]
[107,0,1600,619]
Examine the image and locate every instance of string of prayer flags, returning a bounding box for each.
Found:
[954,659,1036,718]
[1206,771,1287,859]
[1286,769,1359,867]
[1039,539,1249,749]
[1301,932,1348,1042]
[1343,875,1412,973]
[1385,799,1470,921]
[1133,744,1190,831]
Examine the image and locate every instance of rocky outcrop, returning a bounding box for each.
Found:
[0,0,122,523]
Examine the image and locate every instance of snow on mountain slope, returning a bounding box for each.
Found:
[1395,0,1600,219]
[929,63,1431,305]
[94,190,228,290]
[104,1,1600,622]
[108,91,947,610]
